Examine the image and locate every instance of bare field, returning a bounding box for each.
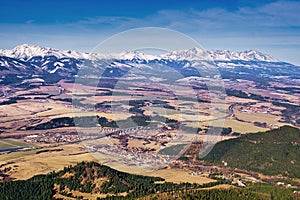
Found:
[0,143,96,180]
[200,184,233,190]
[225,96,258,104]
[0,101,51,117]
[145,168,215,184]
[36,103,80,117]
[128,139,161,150]
[143,104,224,122]
[14,85,61,97]
[222,118,268,133]
[224,118,268,133]
[234,111,288,127]
[0,101,77,132]
[196,118,268,133]
[55,111,132,121]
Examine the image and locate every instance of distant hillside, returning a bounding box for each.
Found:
[203,126,300,178]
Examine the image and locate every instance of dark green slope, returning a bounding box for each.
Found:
[203,125,300,178]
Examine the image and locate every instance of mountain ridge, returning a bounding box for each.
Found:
[0,44,280,62]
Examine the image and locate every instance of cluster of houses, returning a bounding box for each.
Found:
[239,105,271,114]
[86,143,171,168]
[24,133,79,143]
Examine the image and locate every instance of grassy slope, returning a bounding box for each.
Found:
[0,139,30,150]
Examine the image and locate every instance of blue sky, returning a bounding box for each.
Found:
[1,0,300,64]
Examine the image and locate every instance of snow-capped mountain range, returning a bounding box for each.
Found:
[0,44,279,62]
[1,44,299,88]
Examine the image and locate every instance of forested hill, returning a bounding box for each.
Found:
[0,161,297,199]
[0,161,215,199]
[203,125,300,178]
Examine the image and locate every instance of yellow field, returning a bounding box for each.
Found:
[222,118,268,133]
[55,111,131,120]
[190,118,268,134]
[234,111,287,127]
[200,184,233,190]
[0,103,46,121]
[13,85,61,97]
[145,168,215,184]
[0,143,96,180]
[143,105,225,122]
[225,96,257,104]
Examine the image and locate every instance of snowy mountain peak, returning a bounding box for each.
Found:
[161,48,278,62]
[3,44,61,60]
[13,44,42,50]
[110,51,160,61]
[162,47,210,61]
[242,50,279,62]
[0,44,90,61]
[207,49,279,62]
